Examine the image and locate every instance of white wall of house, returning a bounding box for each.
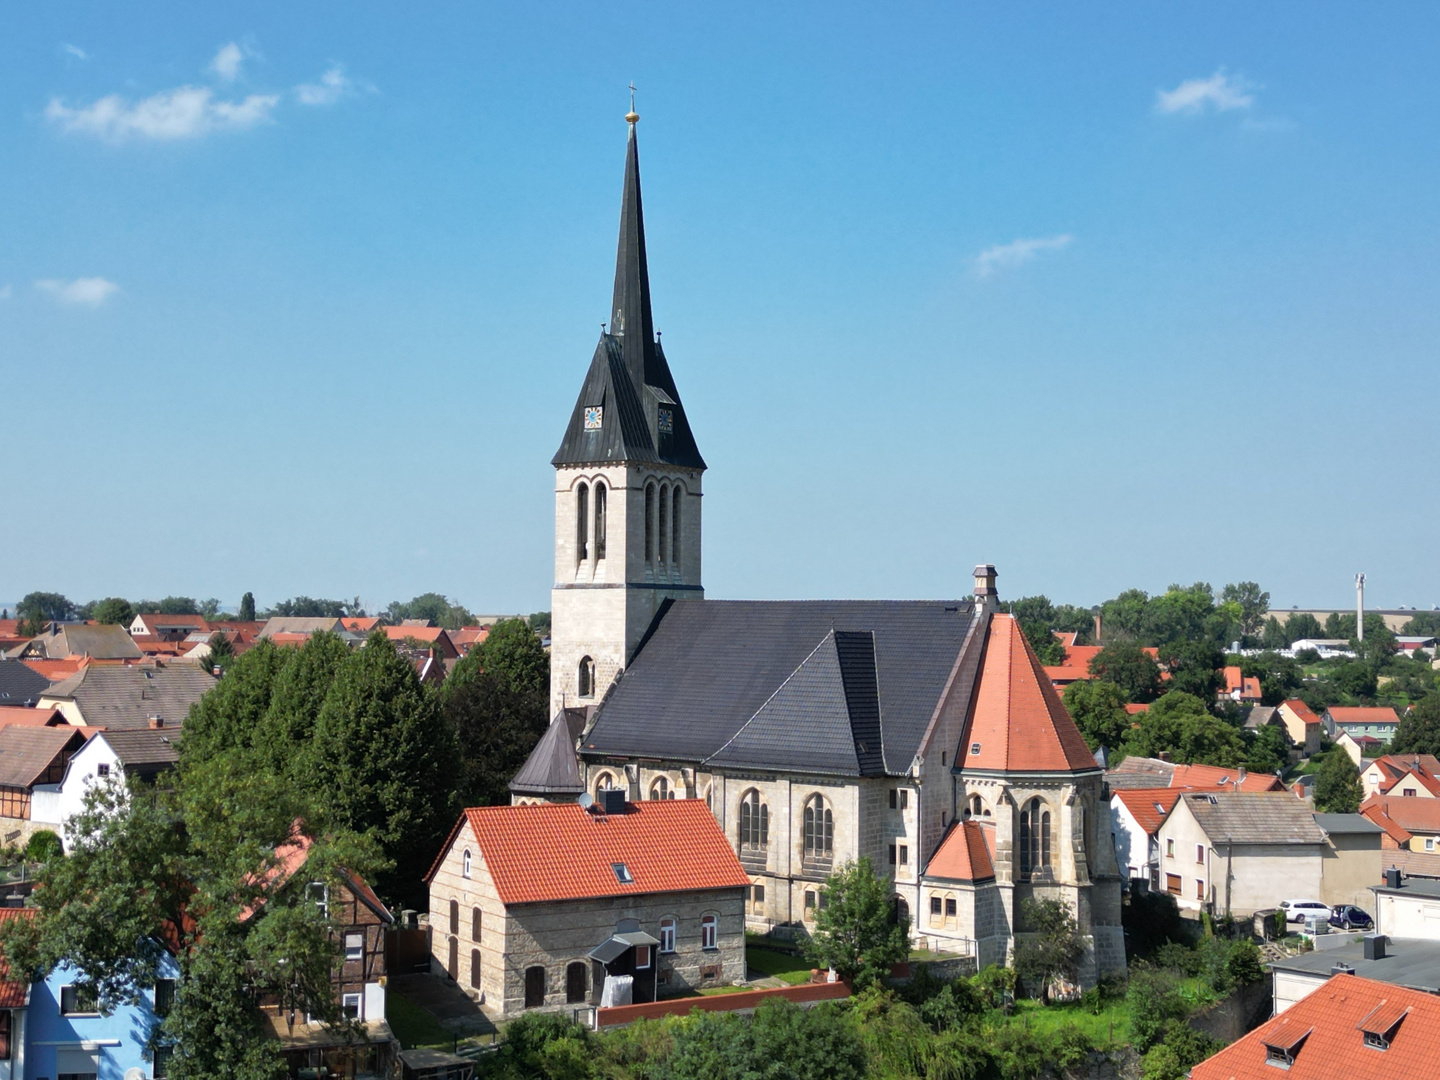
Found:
[1372,890,1440,939]
[1109,797,1152,881]
[32,737,122,850]
[1273,970,1325,1015]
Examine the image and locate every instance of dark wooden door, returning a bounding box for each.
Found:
[566,961,587,1003]
[525,965,546,1008]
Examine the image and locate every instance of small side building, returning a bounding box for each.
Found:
[424,798,750,1016]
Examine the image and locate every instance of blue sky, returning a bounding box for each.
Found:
[3,2,1437,616]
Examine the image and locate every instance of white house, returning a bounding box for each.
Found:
[1370,874,1440,939]
[1109,787,1182,887]
[32,729,179,848]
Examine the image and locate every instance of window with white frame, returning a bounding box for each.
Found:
[701,915,717,950]
[345,933,364,961]
[463,849,472,878]
[659,917,676,953]
[342,993,362,1019]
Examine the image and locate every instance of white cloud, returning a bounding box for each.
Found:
[1156,70,1256,115]
[974,234,1074,277]
[295,65,353,106]
[45,86,279,141]
[60,43,89,61]
[209,42,244,82]
[36,277,120,305]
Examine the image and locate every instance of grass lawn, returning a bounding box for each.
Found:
[746,945,813,985]
[1004,997,1131,1048]
[699,985,757,996]
[386,990,455,1050]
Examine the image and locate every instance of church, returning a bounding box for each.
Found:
[509,109,1125,986]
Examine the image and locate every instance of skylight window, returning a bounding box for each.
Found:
[612,862,634,884]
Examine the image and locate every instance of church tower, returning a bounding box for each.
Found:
[549,110,706,719]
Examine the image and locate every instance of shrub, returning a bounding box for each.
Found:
[971,963,1018,1009]
[24,830,63,863]
[1127,968,1189,1052]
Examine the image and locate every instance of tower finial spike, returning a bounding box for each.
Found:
[626,81,639,124]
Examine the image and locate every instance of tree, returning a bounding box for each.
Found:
[1241,651,1303,706]
[1012,898,1085,1004]
[1244,723,1290,775]
[1089,643,1163,703]
[308,632,459,904]
[251,632,353,773]
[199,597,224,619]
[91,597,136,626]
[1313,749,1363,812]
[1221,582,1270,640]
[1062,680,1131,752]
[1099,589,1150,642]
[1284,613,1325,642]
[265,597,354,619]
[16,591,76,635]
[239,592,256,621]
[1260,616,1291,650]
[24,829,63,862]
[1145,583,1218,646]
[527,611,552,634]
[1158,640,1224,701]
[156,596,201,616]
[385,593,474,631]
[1392,694,1440,757]
[199,631,235,675]
[181,640,293,766]
[1127,692,1246,767]
[1401,612,1440,637]
[803,856,909,987]
[451,618,549,698]
[443,670,550,808]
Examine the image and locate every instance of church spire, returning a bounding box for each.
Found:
[610,110,655,392]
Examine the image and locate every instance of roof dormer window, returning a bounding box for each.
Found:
[612,862,633,885]
[1261,1027,1310,1069]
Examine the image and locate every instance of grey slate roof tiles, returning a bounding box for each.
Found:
[1182,791,1328,844]
[0,659,51,705]
[581,599,979,775]
[0,726,84,788]
[42,664,214,729]
[509,709,587,795]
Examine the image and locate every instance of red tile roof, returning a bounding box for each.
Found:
[1051,631,1079,648]
[21,657,88,682]
[1113,787,1183,835]
[1359,802,1413,846]
[1169,762,1286,793]
[430,800,751,906]
[1042,645,1103,684]
[1190,974,1440,1080]
[0,908,35,1007]
[1364,754,1440,794]
[0,706,68,728]
[1327,706,1402,727]
[1282,698,1323,727]
[964,615,1099,774]
[1223,666,1262,700]
[926,820,996,882]
[341,617,383,632]
[1124,703,1150,715]
[240,827,391,924]
[1360,795,1440,835]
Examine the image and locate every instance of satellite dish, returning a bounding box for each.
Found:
[125,1068,146,1080]
[578,793,595,810]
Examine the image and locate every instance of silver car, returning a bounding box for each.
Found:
[1280,899,1332,924]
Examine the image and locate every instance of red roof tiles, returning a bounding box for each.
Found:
[21,657,88,682]
[1113,787,1183,836]
[1360,795,1440,835]
[1168,762,1286,793]
[1282,698,1323,727]
[1327,706,1401,727]
[1190,974,1440,1080]
[964,615,1099,774]
[431,800,751,906]
[926,820,996,882]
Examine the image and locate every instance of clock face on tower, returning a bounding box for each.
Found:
[584,406,604,431]
[657,407,674,434]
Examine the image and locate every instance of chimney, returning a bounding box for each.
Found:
[1331,961,1354,976]
[1157,751,1171,763]
[1239,767,1247,784]
[1363,934,1387,961]
[148,715,164,729]
[1094,614,1103,645]
[1385,867,1401,889]
[972,565,998,606]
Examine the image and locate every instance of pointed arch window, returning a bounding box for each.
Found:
[644,482,657,564]
[803,794,834,858]
[594,482,607,559]
[738,789,769,850]
[671,485,682,569]
[1019,798,1052,879]
[649,776,675,800]
[658,483,670,564]
[576,482,589,562]
[593,771,617,798]
[578,656,595,698]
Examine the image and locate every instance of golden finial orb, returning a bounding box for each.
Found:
[626,111,640,124]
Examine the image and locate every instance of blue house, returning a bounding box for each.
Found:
[24,950,178,1080]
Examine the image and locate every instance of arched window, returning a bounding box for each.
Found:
[658,483,670,564]
[449,899,459,936]
[659,917,676,953]
[650,776,672,800]
[644,482,657,563]
[704,784,713,810]
[576,482,589,562]
[448,936,458,981]
[472,908,482,942]
[891,896,910,928]
[738,789,769,850]
[578,656,595,698]
[594,482,607,560]
[594,771,616,798]
[701,914,717,950]
[566,961,587,1004]
[470,948,481,989]
[1019,798,1052,879]
[462,849,472,879]
[671,485,682,569]
[803,794,834,858]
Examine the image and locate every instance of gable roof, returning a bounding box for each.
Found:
[432,799,750,906]
[0,658,53,706]
[0,908,35,1007]
[582,599,980,775]
[0,706,67,728]
[961,614,1098,774]
[1364,754,1440,786]
[1177,791,1328,845]
[40,663,215,729]
[100,728,181,770]
[21,657,88,682]
[925,820,996,882]
[240,828,392,925]
[134,613,210,633]
[0,725,86,788]
[509,710,588,796]
[258,617,346,638]
[1281,698,1323,726]
[1223,666,1262,699]
[1113,787,1184,836]
[1190,974,1440,1080]
[1327,706,1402,726]
[1168,762,1286,792]
[1360,795,1440,835]
[21,624,142,660]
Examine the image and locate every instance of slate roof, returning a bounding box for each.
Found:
[19,624,142,660]
[258,617,346,638]
[961,614,1098,774]
[1313,812,1383,837]
[1180,791,1328,845]
[0,725,86,788]
[925,820,996,882]
[427,800,750,906]
[553,120,703,471]
[1270,937,1440,994]
[1190,974,1440,1080]
[0,908,35,1007]
[40,663,214,729]
[509,709,587,796]
[102,728,181,769]
[581,599,979,775]
[0,658,51,705]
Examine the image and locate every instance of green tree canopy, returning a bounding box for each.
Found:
[1062,680,1131,752]
[1158,639,1224,701]
[803,856,909,987]
[1240,651,1303,706]
[1313,748,1363,813]
[239,592,256,621]
[155,596,200,615]
[385,592,475,631]
[91,597,136,625]
[16,591,76,635]
[451,617,549,698]
[1243,722,1290,775]
[1392,694,1440,757]
[265,596,355,619]
[1127,692,1246,767]
[1013,898,1085,1004]
[1401,612,1440,637]
[1089,643,1163,703]
[1220,582,1270,639]
[180,639,293,766]
[199,631,236,675]
[251,631,352,772]
[1284,613,1325,641]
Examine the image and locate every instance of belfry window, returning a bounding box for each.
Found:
[578,656,595,698]
[658,483,670,564]
[1019,798,1052,879]
[671,485,682,569]
[594,482,607,559]
[576,482,589,561]
[803,794,834,858]
[739,789,769,850]
[650,776,673,800]
[645,483,657,563]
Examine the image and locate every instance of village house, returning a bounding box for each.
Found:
[1109,788,1183,885]
[0,726,93,844]
[31,729,179,849]
[127,612,210,641]
[424,799,749,1015]
[0,659,51,708]
[1190,973,1440,1080]
[1220,665,1262,703]
[1269,934,1440,1014]
[1106,757,1285,794]
[1276,699,1324,756]
[1323,705,1401,743]
[35,662,213,729]
[8,624,142,662]
[1370,874,1440,940]
[1152,793,1380,917]
[1359,795,1440,855]
[1359,753,1440,799]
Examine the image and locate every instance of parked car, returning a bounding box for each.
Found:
[1280,899,1332,924]
[1329,904,1374,930]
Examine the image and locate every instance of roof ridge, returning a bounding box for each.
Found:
[703,631,835,767]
